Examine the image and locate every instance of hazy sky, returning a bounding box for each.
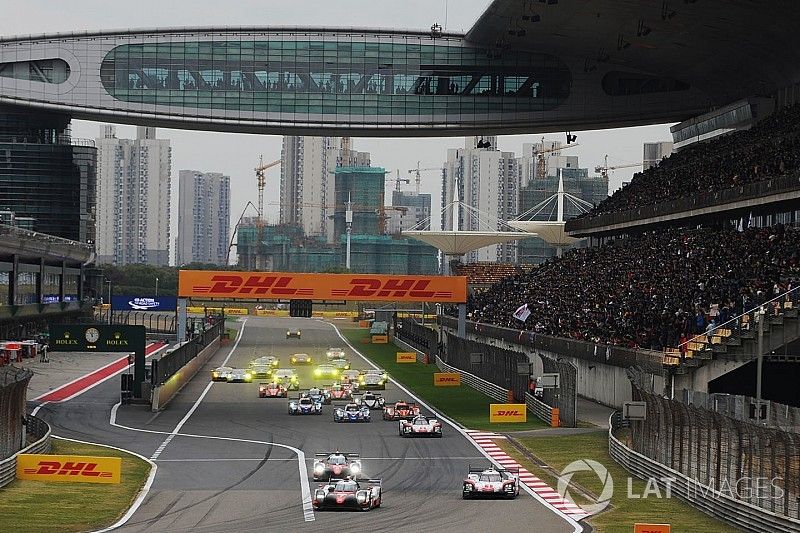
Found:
[3,0,672,261]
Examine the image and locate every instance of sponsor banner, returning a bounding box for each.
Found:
[187,306,206,314]
[224,308,249,316]
[372,335,388,344]
[634,525,671,533]
[49,325,146,353]
[396,352,417,363]
[112,295,177,312]
[434,372,461,386]
[489,403,528,423]
[17,454,122,484]
[178,270,467,303]
[253,309,290,317]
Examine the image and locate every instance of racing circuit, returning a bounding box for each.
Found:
[31,316,578,533]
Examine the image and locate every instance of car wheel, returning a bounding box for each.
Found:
[462,492,470,500]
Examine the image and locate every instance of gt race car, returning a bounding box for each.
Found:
[259,382,287,398]
[463,466,520,499]
[291,353,313,365]
[272,369,300,390]
[211,366,233,382]
[340,369,362,384]
[314,364,340,380]
[313,452,362,481]
[399,415,443,437]
[334,403,371,423]
[325,347,346,361]
[227,368,254,383]
[354,392,385,410]
[288,396,323,415]
[286,329,301,338]
[329,358,351,371]
[250,355,280,368]
[312,478,382,511]
[249,364,272,379]
[383,401,420,421]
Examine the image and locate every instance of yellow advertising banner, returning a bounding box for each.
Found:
[634,524,671,533]
[434,373,461,386]
[371,335,388,344]
[17,454,122,484]
[224,308,249,316]
[396,352,417,363]
[489,404,528,423]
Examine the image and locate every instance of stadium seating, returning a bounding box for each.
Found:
[451,262,529,286]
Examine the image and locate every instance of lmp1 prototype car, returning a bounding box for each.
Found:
[227,368,254,383]
[354,392,386,410]
[288,396,323,415]
[334,403,371,423]
[290,353,313,365]
[286,329,301,339]
[327,383,352,402]
[211,366,233,382]
[326,347,346,361]
[304,387,332,405]
[462,466,520,499]
[383,401,420,421]
[312,452,362,481]
[399,415,443,437]
[312,478,382,511]
[259,382,287,398]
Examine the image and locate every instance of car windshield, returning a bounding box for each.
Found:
[364,394,374,399]
[480,473,502,482]
[413,418,428,425]
[335,481,358,492]
[345,405,359,412]
[309,389,320,394]
[332,385,341,391]
[275,370,293,378]
[300,398,312,405]
[268,383,280,388]
[396,403,408,409]
[328,455,346,465]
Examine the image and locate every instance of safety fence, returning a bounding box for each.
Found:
[0,415,51,489]
[396,318,438,358]
[0,367,33,460]
[152,319,224,385]
[679,389,800,433]
[96,309,177,334]
[525,392,554,425]
[434,355,508,403]
[539,353,578,428]
[623,369,800,523]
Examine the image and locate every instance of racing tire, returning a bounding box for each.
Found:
[462,492,471,500]
[435,433,443,438]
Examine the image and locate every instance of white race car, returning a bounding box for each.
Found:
[358,370,387,390]
[354,392,386,410]
[227,368,254,383]
[326,347,346,361]
[462,467,519,499]
[399,415,442,437]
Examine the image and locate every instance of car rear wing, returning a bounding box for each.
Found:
[314,452,360,458]
[468,465,520,476]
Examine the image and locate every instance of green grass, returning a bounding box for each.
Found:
[342,328,547,431]
[498,432,736,533]
[0,439,152,533]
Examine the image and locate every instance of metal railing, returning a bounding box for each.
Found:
[434,355,508,403]
[94,310,178,334]
[445,331,529,401]
[0,415,51,489]
[525,391,554,424]
[152,319,223,385]
[396,318,438,357]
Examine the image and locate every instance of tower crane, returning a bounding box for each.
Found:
[532,137,580,179]
[391,169,411,191]
[594,154,643,180]
[255,155,281,225]
[408,162,444,193]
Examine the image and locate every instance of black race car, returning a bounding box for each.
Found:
[312,452,362,481]
[312,478,382,511]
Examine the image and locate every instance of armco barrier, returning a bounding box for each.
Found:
[435,356,508,403]
[609,414,800,533]
[0,415,51,489]
[152,337,221,410]
[525,392,554,425]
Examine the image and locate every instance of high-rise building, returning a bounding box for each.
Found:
[176,170,230,266]
[95,126,171,265]
[332,166,386,241]
[279,136,370,242]
[442,138,519,263]
[518,140,580,183]
[643,141,674,170]
[0,104,96,243]
[386,190,432,235]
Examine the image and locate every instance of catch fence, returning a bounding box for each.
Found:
[0,366,32,459]
[151,319,223,385]
[396,317,438,358]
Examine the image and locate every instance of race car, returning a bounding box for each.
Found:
[399,415,443,437]
[329,358,351,371]
[312,478,382,511]
[259,382,287,398]
[383,401,420,421]
[312,452,362,481]
[286,329,301,339]
[250,355,280,368]
[462,466,520,499]
[334,403,371,423]
[340,381,358,395]
[227,368,254,383]
[290,353,313,365]
[327,383,352,401]
[354,392,385,410]
[325,347,346,361]
[249,363,272,379]
[359,369,388,390]
[272,368,300,390]
[313,364,340,380]
[304,387,332,405]
[211,366,233,382]
[288,396,323,415]
[340,369,362,384]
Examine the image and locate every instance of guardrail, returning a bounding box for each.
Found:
[152,320,223,385]
[435,355,508,403]
[525,392,553,424]
[608,413,800,533]
[0,415,51,489]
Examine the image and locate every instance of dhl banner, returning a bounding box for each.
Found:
[634,524,671,533]
[489,404,528,423]
[372,335,388,344]
[186,306,249,315]
[434,372,461,386]
[179,271,467,303]
[223,308,249,315]
[17,454,122,484]
[396,352,417,363]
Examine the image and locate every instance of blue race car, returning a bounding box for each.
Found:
[288,396,323,415]
[334,403,371,423]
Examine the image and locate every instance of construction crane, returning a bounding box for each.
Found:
[532,137,580,179]
[408,162,444,193]
[391,169,411,191]
[594,154,643,180]
[255,155,281,225]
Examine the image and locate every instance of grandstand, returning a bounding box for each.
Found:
[450,262,531,288]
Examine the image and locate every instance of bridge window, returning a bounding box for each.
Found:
[0,59,70,84]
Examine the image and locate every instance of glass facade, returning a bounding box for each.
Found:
[99,39,571,119]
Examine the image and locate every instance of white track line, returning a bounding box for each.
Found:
[327,321,584,533]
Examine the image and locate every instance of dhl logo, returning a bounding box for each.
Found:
[433,373,461,386]
[192,275,313,296]
[396,352,417,363]
[331,279,448,299]
[17,454,121,484]
[489,404,527,423]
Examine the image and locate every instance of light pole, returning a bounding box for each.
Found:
[755,305,765,422]
[105,279,112,324]
[155,277,159,296]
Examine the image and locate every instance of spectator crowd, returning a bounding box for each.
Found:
[581,104,800,217]
[463,224,800,350]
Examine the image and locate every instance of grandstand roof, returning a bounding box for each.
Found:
[506,221,580,247]
[402,231,537,256]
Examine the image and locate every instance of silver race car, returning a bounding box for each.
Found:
[462,466,520,499]
[399,415,443,437]
[313,478,382,511]
[354,392,386,410]
[325,347,346,361]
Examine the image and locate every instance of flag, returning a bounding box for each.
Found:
[513,303,531,322]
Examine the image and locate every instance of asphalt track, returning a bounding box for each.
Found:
[31,317,577,533]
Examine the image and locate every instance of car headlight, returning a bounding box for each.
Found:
[350,464,360,474]
[314,368,321,376]
[289,402,296,408]
[333,369,339,376]
[286,331,290,335]
[314,464,324,473]
[464,484,473,491]
[357,492,368,503]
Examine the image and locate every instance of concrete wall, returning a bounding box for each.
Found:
[673,357,748,393]
[151,338,220,411]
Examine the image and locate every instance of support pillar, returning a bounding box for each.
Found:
[458,303,466,338]
[177,298,187,343]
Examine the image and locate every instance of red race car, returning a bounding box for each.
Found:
[383,401,420,421]
[259,382,287,398]
[327,383,352,401]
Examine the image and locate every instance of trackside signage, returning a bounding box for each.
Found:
[178,270,468,303]
[489,403,527,423]
[434,373,461,386]
[112,295,177,312]
[634,525,671,533]
[396,352,417,363]
[17,454,122,484]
